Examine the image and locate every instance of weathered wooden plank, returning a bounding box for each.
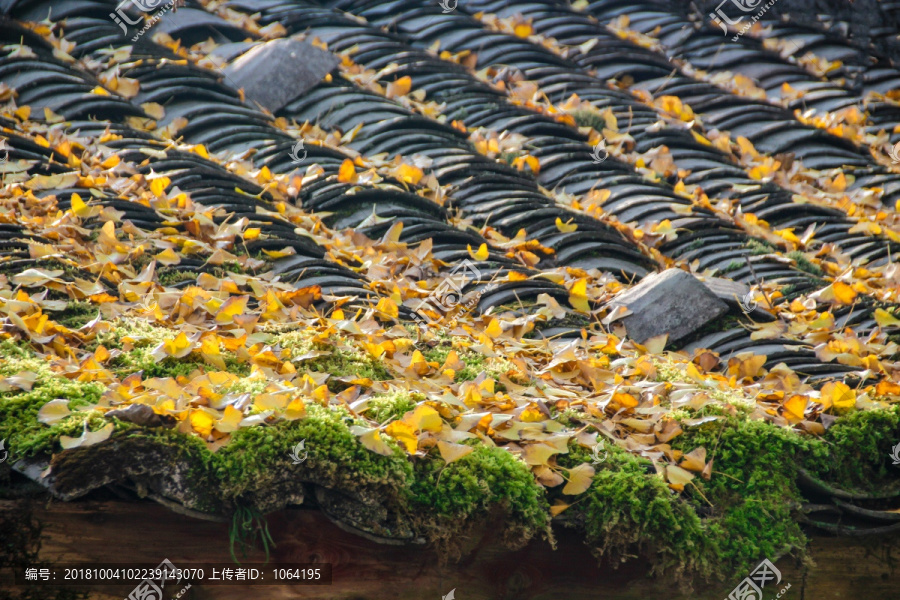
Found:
[2,499,899,599]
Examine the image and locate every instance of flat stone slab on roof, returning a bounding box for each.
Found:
[223,38,340,113]
[609,268,729,344]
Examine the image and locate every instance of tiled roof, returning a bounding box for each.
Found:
[1,0,900,582]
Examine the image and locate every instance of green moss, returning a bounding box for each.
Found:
[366,391,419,423]
[49,301,98,329]
[745,239,775,255]
[574,447,710,578]
[571,109,606,131]
[421,342,516,383]
[803,406,900,492]
[410,444,550,546]
[672,419,812,578]
[275,331,392,388]
[560,410,896,581]
[0,376,106,457]
[157,268,198,286]
[500,151,522,165]
[720,260,743,274]
[787,251,824,276]
[212,404,412,499]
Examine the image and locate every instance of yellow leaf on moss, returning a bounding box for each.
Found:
[284,397,306,420]
[821,381,856,410]
[385,420,418,453]
[562,463,595,495]
[352,427,395,456]
[160,332,194,359]
[405,405,442,432]
[216,405,243,433]
[437,440,474,465]
[190,409,215,437]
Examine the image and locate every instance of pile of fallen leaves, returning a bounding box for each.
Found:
[0,117,898,507]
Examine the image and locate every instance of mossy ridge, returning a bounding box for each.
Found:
[0,374,107,457]
[410,443,551,554]
[569,447,711,580]
[421,341,518,383]
[4,333,900,580]
[803,406,900,492]
[551,407,900,583]
[95,319,251,379]
[275,330,392,388]
[671,419,812,579]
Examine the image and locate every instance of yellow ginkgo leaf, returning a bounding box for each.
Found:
[437,440,474,465]
[338,158,357,182]
[375,297,399,319]
[284,397,307,420]
[351,426,395,456]
[386,75,412,98]
[215,296,249,324]
[215,405,243,433]
[38,399,71,425]
[404,405,443,433]
[569,278,590,313]
[821,381,856,410]
[190,409,216,437]
[562,463,595,495]
[832,280,857,304]
[666,464,695,490]
[513,22,533,37]
[154,248,181,266]
[555,217,578,233]
[874,308,900,328]
[156,332,194,359]
[150,176,170,197]
[467,243,489,261]
[550,501,571,517]
[523,442,562,466]
[783,394,808,422]
[396,163,423,185]
[385,420,418,454]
